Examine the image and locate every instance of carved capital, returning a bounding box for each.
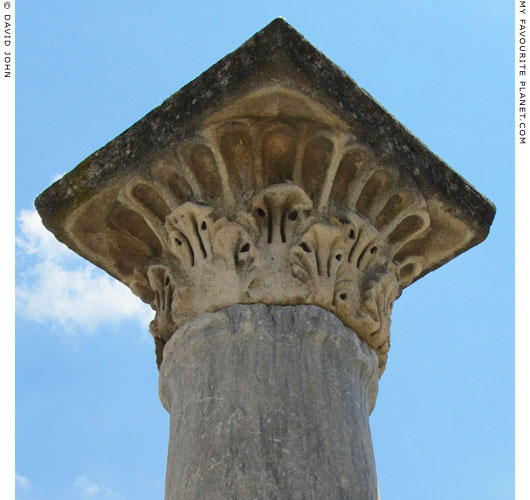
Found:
[38,87,493,376]
[81,112,441,375]
[134,178,404,374]
[112,112,436,375]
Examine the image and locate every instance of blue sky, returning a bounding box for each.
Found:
[15,1,514,499]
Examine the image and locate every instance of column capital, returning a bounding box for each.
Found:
[35,19,495,376]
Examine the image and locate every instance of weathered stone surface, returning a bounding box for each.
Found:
[160,304,379,500]
[143,180,401,374]
[34,19,494,374]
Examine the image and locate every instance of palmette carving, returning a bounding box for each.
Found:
[135,183,402,375]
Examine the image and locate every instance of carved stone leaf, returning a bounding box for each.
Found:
[289,223,347,307]
[147,264,177,343]
[120,181,413,375]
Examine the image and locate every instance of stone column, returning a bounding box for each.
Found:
[35,18,495,500]
[159,305,379,499]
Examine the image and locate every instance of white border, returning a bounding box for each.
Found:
[0,1,14,498]
[515,1,528,499]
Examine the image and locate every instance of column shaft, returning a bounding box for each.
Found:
[159,304,379,500]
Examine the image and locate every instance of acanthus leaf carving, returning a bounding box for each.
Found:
[108,118,435,376]
[251,183,315,245]
[199,222,262,308]
[147,264,177,343]
[147,264,178,368]
[289,222,347,307]
[122,180,406,376]
[165,202,218,272]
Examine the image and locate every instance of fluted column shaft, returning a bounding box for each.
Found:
[159,304,379,500]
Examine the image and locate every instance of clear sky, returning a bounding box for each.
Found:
[15,1,514,499]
